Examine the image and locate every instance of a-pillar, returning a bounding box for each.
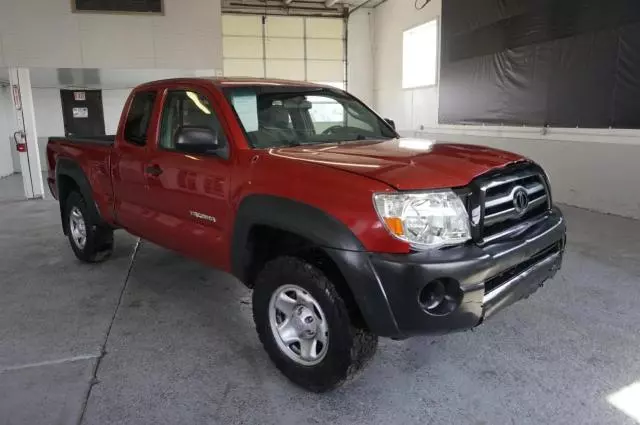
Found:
[8,68,44,199]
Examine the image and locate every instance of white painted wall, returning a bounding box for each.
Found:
[32,89,64,138]
[0,0,223,70]
[102,89,132,135]
[407,131,640,220]
[372,0,640,219]
[16,66,221,173]
[372,0,441,130]
[0,86,15,177]
[347,9,374,105]
[13,66,231,174]
[29,88,131,171]
[0,0,223,181]
[31,89,64,172]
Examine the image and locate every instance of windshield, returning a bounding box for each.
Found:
[223,86,397,149]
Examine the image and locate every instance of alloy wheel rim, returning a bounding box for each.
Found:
[69,206,87,250]
[268,284,329,366]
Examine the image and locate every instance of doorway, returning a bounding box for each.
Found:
[60,89,106,137]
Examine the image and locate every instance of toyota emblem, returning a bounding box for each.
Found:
[512,187,529,215]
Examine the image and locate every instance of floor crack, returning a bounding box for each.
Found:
[76,237,143,425]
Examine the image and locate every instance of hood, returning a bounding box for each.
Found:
[266,138,526,190]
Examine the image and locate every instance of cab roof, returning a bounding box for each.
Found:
[213,77,330,88]
[137,77,332,90]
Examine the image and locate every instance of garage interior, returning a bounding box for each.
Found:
[1,0,640,424]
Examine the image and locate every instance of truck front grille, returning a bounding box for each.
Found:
[484,174,547,226]
[471,164,552,242]
[483,240,563,294]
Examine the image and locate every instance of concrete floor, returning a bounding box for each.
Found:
[0,173,31,202]
[1,179,639,425]
[0,172,49,202]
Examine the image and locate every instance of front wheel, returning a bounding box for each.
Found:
[65,191,114,263]
[252,256,377,392]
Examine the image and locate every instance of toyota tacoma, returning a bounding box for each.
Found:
[47,78,566,392]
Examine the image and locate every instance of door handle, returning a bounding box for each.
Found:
[145,165,163,177]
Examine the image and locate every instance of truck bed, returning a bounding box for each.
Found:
[46,136,116,224]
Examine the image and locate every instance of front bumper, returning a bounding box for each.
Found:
[330,207,566,339]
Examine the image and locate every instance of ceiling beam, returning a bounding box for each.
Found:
[225,0,346,17]
[284,0,339,7]
[348,0,386,15]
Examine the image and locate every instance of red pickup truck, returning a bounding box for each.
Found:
[47,78,566,392]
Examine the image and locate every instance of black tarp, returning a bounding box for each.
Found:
[439,0,640,128]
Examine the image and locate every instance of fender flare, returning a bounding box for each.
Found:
[231,195,400,337]
[231,194,364,279]
[55,158,103,233]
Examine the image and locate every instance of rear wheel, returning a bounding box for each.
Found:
[65,191,113,263]
[253,256,377,392]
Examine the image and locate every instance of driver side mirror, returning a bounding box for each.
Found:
[174,126,219,154]
[384,118,396,130]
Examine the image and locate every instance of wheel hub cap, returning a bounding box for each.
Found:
[268,284,329,366]
[293,306,317,339]
[69,206,87,250]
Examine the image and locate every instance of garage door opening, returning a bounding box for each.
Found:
[222,14,346,88]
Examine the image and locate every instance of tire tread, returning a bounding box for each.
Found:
[65,191,113,263]
[252,256,377,392]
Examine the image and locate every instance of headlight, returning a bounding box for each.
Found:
[373,191,471,249]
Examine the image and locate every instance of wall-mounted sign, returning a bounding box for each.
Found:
[72,0,163,14]
[12,85,21,111]
[74,91,86,101]
[72,107,89,119]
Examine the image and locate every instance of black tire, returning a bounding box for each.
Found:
[252,256,378,392]
[64,191,114,263]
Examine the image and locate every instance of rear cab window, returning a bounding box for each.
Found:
[124,91,157,146]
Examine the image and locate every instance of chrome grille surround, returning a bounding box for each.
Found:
[464,162,553,244]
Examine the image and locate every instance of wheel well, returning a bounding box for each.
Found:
[58,175,79,206]
[57,175,80,234]
[245,225,366,328]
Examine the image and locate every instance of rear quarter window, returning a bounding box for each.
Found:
[124,91,157,146]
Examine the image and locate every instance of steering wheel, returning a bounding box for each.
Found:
[321,125,346,136]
